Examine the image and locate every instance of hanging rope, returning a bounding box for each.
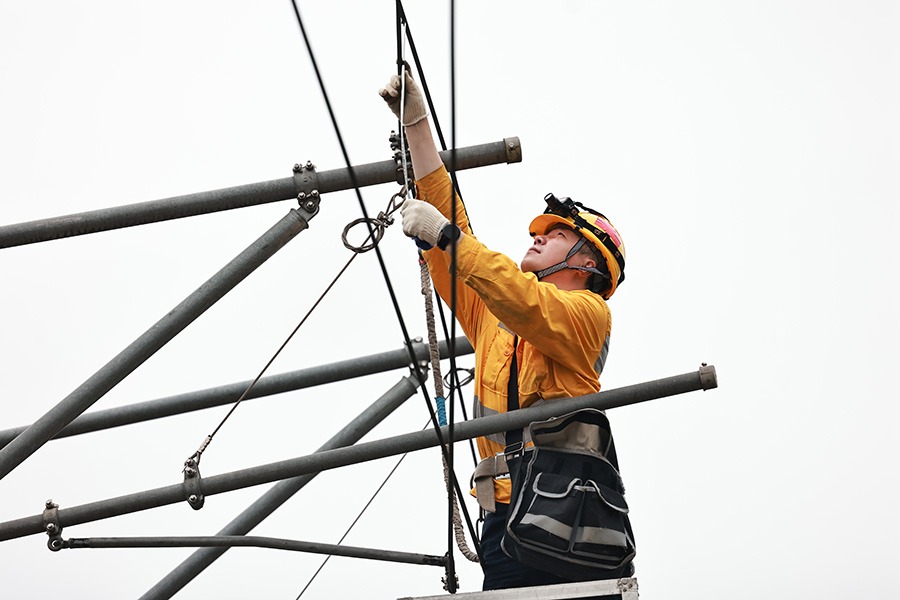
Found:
[419,252,479,563]
[392,2,479,565]
[290,0,483,583]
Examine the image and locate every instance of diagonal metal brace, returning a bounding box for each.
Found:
[43,499,64,551]
[183,457,205,511]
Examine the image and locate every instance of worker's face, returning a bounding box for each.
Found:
[520,225,585,273]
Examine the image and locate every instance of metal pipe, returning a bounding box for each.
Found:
[0,338,473,450]
[0,209,312,481]
[0,139,522,248]
[62,536,446,567]
[141,375,421,600]
[0,366,716,542]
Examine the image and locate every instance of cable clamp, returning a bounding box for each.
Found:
[43,499,64,551]
[183,455,205,510]
[389,130,415,188]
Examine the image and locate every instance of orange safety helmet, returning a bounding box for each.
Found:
[528,194,626,299]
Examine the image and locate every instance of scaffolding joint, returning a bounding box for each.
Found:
[405,337,429,384]
[42,499,64,551]
[182,456,205,510]
[292,161,320,219]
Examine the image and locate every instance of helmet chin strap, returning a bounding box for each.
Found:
[532,237,605,281]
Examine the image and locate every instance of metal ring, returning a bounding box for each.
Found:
[342,218,384,253]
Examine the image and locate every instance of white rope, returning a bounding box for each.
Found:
[419,257,479,563]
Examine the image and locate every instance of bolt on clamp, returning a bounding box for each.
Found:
[182,456,205,510]
[43,499,65,551]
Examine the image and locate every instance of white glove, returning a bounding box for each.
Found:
[401,198,448,247]
[379,70,428,126]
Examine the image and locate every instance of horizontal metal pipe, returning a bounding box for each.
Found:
[62,536,446,567]
[0,338,472,450]
[0,138,522,248]
[0,210,310,482]
[141,375,422,600]
[0,366,716,542]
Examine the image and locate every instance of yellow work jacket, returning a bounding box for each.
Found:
[417,166,612,505]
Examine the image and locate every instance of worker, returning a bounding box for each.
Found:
[380,71,628,590]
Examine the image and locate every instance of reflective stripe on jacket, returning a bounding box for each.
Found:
[416,166,612,505]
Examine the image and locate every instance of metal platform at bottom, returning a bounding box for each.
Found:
[399,577,639,600]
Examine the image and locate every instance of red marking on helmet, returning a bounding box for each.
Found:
[593,216,622,247]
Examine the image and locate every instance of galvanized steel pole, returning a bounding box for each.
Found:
[141,375,421,600]
[0,338,472,450]
[0,209,313,481]
[0,366,716,542]
[0,138,522,248]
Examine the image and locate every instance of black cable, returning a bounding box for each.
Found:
[289,0,480,565]
[396,0,483,564]
[288,0,437,445]
[397,0,472,235]
[296,445,412,598]
[444,365,478,467]
[447,0,459,588]
[433,288,478,465]
[398,0,472,458]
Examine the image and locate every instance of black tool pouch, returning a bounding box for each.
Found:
[501,408,636,581]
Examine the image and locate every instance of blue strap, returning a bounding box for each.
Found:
[435,395,447,426]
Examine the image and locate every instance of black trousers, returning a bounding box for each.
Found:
[481,503,567,591]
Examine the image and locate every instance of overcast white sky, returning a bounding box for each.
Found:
[1,1,898,599]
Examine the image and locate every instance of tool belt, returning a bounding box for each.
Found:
[472,453,510,513]
[501,408,636,580]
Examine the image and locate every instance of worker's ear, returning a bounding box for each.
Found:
[577,267,593,283]
[580,258,596,273]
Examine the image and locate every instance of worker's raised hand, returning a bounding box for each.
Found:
[379,70,428,126]
[401,198,448,248]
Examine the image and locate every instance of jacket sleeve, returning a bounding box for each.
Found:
[414,165,609,377]
[414,165,484,343]
[449,233,610,377]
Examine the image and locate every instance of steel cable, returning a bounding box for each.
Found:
[289,0,482,583]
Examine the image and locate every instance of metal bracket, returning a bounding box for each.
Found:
[292,161,321,220]
[389,130,415,188]
[503,137,522,163]
[441,552,458,594]
[183,457,205,510]
[618,576,640,599]
[43,499,64,551]
[405,337,430,384]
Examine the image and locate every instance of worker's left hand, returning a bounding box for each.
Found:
[401,198,448,248]
[379,70,428,126]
